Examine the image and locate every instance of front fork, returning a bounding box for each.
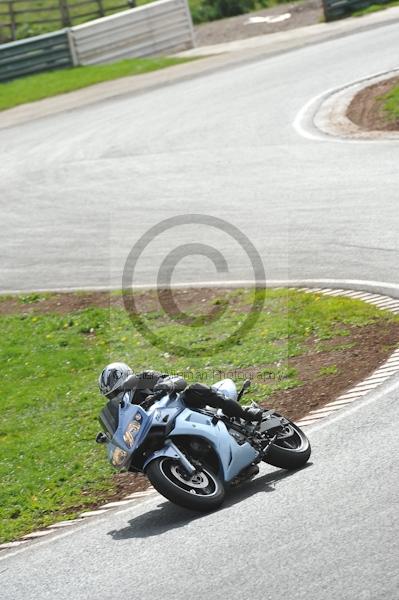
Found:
[143,439,196,476]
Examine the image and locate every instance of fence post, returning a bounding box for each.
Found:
[66,28,79,66]
[58,0,71,27]
[8,1,17,41]
[182,0,195,48]
[96,0,105,18]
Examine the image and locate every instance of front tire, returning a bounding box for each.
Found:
[146,458,225,512]
[264,421,311,470]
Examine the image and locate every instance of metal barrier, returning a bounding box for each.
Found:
[322,0,391,21]
[0,29,74,82]
[71,0,194,65]
[0,0,194,81]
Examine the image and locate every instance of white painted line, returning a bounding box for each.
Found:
[307,376,399,434]
[370,298,399,305]
[336,390,369,400]
[361,370,395,380]
[377,361,399,369]
[0,541,29,550]
[350,382,383,392]
[128,490,156,497]
[372,302,399,310]
[345,291,375,299]
[366,364,397,379]
[385,359,399,366]
[79,509,110,518]
[373,366,399,375]
[47,521,80,529]
[359,375,390,384]
[292,87,335,142]
[293,67,399,144]
[350,377,384,387]
[0,495,159,561]
[296,417,325,426]
[322,398,356,408]
[3,278,399,298]
[123,494,146,499]
[101,500,135,508]
[318,289,345,296]
[356,292,376,300]
[23,530,53,539]
[309,405,346,415]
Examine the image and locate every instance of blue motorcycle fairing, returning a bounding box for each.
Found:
[142,440,196,475]
[142,403,259,483]
[106,399,153,468]
[106,389,259,482]
[169,407,259,482]
[106,394,185,469]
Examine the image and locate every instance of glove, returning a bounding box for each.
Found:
[154,376,187,394]
[242,407,264,422]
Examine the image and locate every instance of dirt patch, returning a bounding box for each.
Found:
[267,321,399,420]
[194,0,323,46]
[50,472,150,518]
[0,292,114,315]
[347,76,399,131]
[0,288,243,317]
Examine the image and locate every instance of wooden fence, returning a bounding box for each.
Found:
[0,0,133,42]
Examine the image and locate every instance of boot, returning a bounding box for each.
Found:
[242,406,264,422]
[230,463,260,486]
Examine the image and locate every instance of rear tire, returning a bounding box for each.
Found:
[146,458,225,512]
[264,422,311,470]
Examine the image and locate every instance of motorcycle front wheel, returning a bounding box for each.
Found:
[264,421,311,470]
[146,458,225,512]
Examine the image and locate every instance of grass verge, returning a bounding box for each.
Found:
[381,83,399,121]
[1,287,398,543]
[0,56,193,112]
[353,0,399,16]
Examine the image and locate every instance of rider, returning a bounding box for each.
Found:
[98,362,264,422]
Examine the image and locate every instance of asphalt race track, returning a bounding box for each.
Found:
[1,20,399,600]
[1,23,399,292]
[1,376,399,599]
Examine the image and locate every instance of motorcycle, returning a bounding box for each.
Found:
[96,377,311,512]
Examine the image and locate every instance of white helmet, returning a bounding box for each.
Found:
[98,362,133,399]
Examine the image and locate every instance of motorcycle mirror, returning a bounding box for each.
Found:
[237,379,251,402]
[95,432,108,444]
[242,379,251,391]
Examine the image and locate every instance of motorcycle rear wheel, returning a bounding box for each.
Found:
[146,457,225,512]
[264,421,311,470]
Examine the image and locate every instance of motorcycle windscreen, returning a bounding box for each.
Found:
[99,398,120,437]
